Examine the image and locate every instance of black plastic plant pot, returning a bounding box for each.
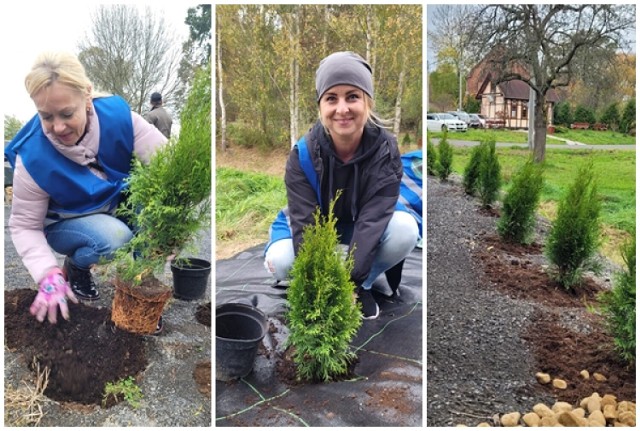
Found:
[216,302,267,381]
[170,258,211,300]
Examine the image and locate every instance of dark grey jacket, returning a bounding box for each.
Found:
[285,121,402,286]
[144,106,173,138]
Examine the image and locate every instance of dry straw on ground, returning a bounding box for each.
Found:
[4,359,53,426]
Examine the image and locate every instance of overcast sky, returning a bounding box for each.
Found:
[0,3,193,123]
[426,4,636,73]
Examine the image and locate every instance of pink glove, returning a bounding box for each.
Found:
[30,268,79,324]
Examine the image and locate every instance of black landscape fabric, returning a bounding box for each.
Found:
[215,244,423,427]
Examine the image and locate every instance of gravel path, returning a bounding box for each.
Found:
[426,174,555,427]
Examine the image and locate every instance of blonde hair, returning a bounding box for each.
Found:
[25,51,94,99]
[364,94,391,129]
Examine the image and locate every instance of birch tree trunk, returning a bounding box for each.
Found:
[393,62,406,136]
[289,6,300,148]
[365,6,376,81]
[322,5,330,57]
[216,24,227,152]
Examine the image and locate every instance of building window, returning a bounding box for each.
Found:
[522,104,528,118]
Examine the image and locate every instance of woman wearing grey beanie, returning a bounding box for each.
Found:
[264,51,420,319]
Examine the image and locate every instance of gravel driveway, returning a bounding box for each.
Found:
[426,174,556,427]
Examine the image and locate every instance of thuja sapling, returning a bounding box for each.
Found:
[599,235,636,364]
[545,161,601,289]
[112,64,211,284]
[462,144,483,195]
[426,138,437,176]
[108,65,211,333]
[436,132,453,181]
[497,157,544,244]
[477,138,501,208]
[286,191,362,382]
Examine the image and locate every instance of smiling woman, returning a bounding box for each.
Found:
[263,51,421,320]
[318,85,368,161]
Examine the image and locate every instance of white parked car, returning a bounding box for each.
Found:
[426,114,448,132]
[428,113,468,132]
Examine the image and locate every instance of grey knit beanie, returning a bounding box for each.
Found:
[315,51,373,102]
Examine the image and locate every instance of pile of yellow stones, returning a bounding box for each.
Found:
[458,370,636,427]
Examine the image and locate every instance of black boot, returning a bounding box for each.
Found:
[385,259,405,296]
[64,257,100,300]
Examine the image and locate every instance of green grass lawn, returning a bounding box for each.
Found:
[218,146,635,264]
[551,129,636,145]
[428,128,636,146]
[216,167,286,246]
[449,146,636,263]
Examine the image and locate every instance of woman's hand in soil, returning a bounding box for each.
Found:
[31,268,79,324]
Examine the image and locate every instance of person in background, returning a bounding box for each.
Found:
[144,92,173,138]
[263,51,420,320]
[5,51,167,325]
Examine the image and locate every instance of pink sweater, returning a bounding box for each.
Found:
[9,105,167,284]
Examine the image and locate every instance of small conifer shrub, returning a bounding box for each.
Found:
[477,138,501,208]
[497,158,544,244]
[599,235,636,364]
[436,132,453,181]
[112,65,211,284]
[426,138,437,176]
[462,144,484,195]
[286,192,362,382]
[544,162,601,288]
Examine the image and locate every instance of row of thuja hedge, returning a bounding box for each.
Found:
[427,135,635,365]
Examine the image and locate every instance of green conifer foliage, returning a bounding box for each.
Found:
[113,65,212,283]
[477,138,501,208]
[544,162,601,288]
[497,158,544,244]
[286,192,362,381]
[426,138,437,176]
[436,133,453,181]
[599,235,636,364]
[462,144,483,195]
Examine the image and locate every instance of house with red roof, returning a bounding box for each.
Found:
[466,54,560,129]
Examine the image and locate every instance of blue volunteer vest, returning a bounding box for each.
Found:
[5,95,134,215]
[398,150,423,236]
[265,137,423,253]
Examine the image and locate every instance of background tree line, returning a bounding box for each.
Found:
[428,4,635,161]
[428,5,635,116]
[5,4,210,141]
[216,4,422,152]
[79,4,210,118]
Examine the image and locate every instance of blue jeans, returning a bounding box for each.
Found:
[45,214,134,269]
[264,211,419,289]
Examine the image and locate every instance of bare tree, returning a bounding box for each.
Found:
[78,5,184,114]
[471,4,635,162]
[427,5,478,111]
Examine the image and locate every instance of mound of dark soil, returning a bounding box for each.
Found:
[474,234,636,404]
[196,302,211,326]
[5,289,148,406]
[523,313,635,403]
